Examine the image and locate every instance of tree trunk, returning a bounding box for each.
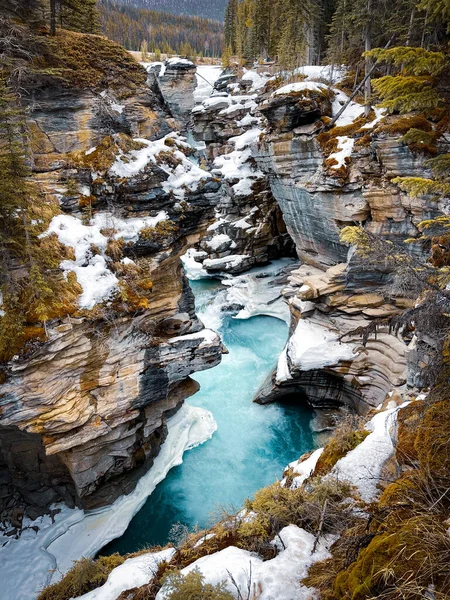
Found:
[50,0,56,35]
[364,0,372,117]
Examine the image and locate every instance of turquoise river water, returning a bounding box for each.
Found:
[102,277,315,554]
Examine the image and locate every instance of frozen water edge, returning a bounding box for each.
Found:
[0,403,217,600]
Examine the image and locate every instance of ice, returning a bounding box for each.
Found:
[0,404,217,600]
[222,259,294,323]
[328,136,355,169]
[156,525,331,600]
[203,254,250,271]
[75,549,176,600]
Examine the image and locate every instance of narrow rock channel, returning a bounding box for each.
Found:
[102,267,315,554]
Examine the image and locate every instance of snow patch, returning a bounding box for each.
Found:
[43,211,167,309]
[331,403,409,502]
[75,549,176,600]
[278,320,357,378]
[156,524,331,600]
[328,136,355,169]
[0,403,217,600]
[273,81,327,97]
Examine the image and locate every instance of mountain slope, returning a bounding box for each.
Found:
[103,0,228,22]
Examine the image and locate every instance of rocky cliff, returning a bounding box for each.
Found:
[0,35,224,523]
[248,80,448,414]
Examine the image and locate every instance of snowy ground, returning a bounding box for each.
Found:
[156,524,331,600]
[0,404,217,600]
[194,65,223,103]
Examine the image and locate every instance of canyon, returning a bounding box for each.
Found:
[0,40,446,600]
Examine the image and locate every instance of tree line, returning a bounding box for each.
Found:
[224,0,449,69]
[98,0,224,57]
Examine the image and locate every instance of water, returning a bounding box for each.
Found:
[102,278,314,555]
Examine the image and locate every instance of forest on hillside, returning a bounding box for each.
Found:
[99,0,224,56]
[224,0,449,69]
[109,0,228,22]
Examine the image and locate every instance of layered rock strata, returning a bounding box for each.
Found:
[0,56,223,522]
[252,83,447,412]
[188,75,294,275]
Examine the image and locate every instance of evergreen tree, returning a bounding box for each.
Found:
[367,46,446,112]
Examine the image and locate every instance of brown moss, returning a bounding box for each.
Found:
[137,278,153,291]
[44,30,146,96]
[415,399,450,486]
[395,400,425,466]
[139,220,178,241]
[22,326,47,342]
[69,134,145,173]
[156,150,182,169]
[378,114,432,135]
[314,419,370,477]
[38,554,125,600]
[332,516,450,600]
[105,238,125,261]
[431,234,450,267]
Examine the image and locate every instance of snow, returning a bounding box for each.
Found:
[276,347,291,383]
[328,136,355,169]
[295,65,346,84]
[166,57,194,67]
[273,81,327,96]
[232,178,255,197]
[194,533,216,549]
[241,68,270,91]
[169,328,219,347]
[229,127,262,150]
[109,134,211,199]
[332,89,365,127]
[206,233,233,250]
[181,248,210,280]
[277,320,357,379]
[99,90,125,114]
[194,65,223,103]
[285,448,324,489]
[331,403,409,502]
[43,211,167,309]
[0,403,217,600]
[156,525,331,600]
[236,113,261,127]
[75,549,176,600]
[361,107,386,130]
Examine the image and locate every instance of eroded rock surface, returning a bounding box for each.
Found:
[0,59,223,521]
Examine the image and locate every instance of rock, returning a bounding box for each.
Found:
[155,59,197,126]
[0,61,224,520]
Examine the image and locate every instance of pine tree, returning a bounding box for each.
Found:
[367,46,446,113]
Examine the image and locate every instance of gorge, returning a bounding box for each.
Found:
[1,5,450,599]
